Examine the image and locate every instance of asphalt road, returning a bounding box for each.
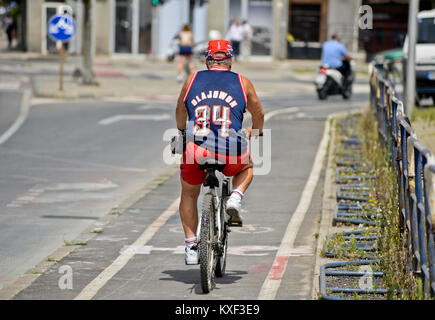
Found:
[0,98,174,289]
[0,91,23,138]
[0,68,369,299]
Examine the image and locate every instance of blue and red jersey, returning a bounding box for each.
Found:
[183,69,248,156]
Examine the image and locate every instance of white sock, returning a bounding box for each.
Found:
[185,237,197,248]
[230,189,244,201]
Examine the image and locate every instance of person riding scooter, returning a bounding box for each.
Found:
[321,32,354,89]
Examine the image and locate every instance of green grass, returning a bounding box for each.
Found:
[359,108,423,300]
[292,68,316,74]
[410,106,435,123]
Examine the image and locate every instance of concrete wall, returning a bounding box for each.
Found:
[95,0,110,55]
[328,0,362,51]
[26,0,43,53]
[273,0,288,60]
[156,0,187,58]
[193,3,208,44]
[207,0,229,39]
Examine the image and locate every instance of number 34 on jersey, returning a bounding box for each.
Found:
[193,105,232,137]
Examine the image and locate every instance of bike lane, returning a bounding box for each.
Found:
[12,106,326,300]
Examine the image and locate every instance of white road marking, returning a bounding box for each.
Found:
[74,197,180,300]
[119,245,281,257]
[231,224,274,234]
[136,103,170,111]
[0,90,31,146]
[263,107,300,122]
[98,113,171,125]
[168,224,273,234]
[257,114,331,300]
[6,180,119,207]
[0,83,21,90]
[2,147,148,173]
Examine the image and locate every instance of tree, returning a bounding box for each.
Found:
[81,0,95,85]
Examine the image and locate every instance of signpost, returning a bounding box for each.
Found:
[47,13,76,98]
[405,0,419,116]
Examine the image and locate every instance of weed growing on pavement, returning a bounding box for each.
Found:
[64,240,88,246]
[359,108,421,300]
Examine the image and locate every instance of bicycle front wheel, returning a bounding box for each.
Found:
[200,194,217,293]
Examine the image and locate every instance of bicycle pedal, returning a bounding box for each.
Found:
[227,220,243,227]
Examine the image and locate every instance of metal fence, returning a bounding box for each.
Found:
[370,63,435,298]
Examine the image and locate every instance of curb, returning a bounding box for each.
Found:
[311,107,367,299]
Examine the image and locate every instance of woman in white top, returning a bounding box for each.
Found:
[177,24,195,82]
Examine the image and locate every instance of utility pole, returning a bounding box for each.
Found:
[81,0,95,85]
[405,0,419,117]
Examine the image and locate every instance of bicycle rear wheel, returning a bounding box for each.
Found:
[215,181,229,277]
[215,225,228,277]
[200,194,217,293]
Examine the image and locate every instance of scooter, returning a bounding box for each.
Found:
[314,60,355,100]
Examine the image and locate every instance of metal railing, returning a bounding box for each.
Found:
[370,63,435,298]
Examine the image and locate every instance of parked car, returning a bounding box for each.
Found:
[403,9,435,105]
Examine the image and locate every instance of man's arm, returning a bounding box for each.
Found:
[242,76,264,137]
[175,74,194,131]
[341,43,353,61]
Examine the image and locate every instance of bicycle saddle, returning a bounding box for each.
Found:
[199,159,226,172]
[199,159,226,188]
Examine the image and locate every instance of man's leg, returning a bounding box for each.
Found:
[187,55,194,75]
[226,162,253,225]
[337,62,350,88]
[177,55,185,82]
[179,177,202,265]
[179,177,201,239]
[232,163,253,193]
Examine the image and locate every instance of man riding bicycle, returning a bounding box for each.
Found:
[175,40,264,265]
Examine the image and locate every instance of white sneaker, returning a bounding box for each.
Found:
[185,244,199,265]
[176,75,184,83]
[226,197,243,226]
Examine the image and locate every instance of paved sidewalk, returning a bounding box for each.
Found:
[0,48,370,101]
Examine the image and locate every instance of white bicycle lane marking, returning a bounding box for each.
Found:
[74,197,180,300]
[257,113,331,300]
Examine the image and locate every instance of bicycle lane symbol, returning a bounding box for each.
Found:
[120,245,279,256]
[169,224,274,234]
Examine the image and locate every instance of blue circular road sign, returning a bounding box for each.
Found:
[48,14,76,43]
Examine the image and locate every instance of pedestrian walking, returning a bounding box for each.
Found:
[241,20,252,61]
[177,24,195,83]
[3,13,15,49]
[225,19,244,61]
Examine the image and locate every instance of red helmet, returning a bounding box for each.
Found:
[205,40,234,61]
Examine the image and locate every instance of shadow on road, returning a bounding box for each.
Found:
[160,269,247,295]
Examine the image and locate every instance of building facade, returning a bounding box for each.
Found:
[25,0,208,58]
[208,0,363,60]
[23,0,431,61]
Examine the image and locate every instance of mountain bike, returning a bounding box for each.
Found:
[171,132,252,293]
[197,159,240,293]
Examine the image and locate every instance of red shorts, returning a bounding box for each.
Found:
[181,142,251,185]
